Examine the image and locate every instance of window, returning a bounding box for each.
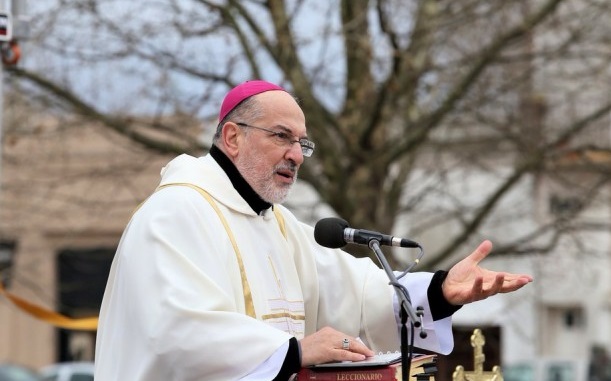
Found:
[504,363,535,381]
[56,247,114,362]
[563,308,584,329]
[545,362,575,381]
[0,241,16,286]
[69,374,94,381]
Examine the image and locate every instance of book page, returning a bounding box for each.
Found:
[309,352,402,368]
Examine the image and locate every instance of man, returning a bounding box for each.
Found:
[94,80,532,380]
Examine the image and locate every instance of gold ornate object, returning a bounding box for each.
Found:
[452,329,504,381]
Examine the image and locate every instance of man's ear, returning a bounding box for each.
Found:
[221,122,241,159]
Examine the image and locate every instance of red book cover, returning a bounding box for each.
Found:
[297,363,401,380]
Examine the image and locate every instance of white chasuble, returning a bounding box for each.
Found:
[94,154,453,381]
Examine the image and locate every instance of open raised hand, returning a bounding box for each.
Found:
[442,240,533,305]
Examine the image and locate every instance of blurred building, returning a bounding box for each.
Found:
[0,99,191,367]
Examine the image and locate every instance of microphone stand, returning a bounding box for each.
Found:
[368,239,425,381]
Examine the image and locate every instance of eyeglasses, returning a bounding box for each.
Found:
[235,122,315,157]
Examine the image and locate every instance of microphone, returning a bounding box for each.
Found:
[314,218,420,249]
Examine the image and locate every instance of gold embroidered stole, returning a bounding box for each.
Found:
[156,182,287,318]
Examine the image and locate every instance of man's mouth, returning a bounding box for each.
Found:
[275,161,298,184]
[276,169,295,182]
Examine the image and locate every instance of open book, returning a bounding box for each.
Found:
[309,352,435,368]
[297,353,437,381]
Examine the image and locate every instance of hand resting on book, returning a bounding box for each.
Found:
[299,326,375,366]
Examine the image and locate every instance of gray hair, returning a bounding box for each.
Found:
[212,96,265,145]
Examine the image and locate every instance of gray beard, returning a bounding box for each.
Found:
[235,154,296,204]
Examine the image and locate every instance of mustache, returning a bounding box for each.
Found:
[275,160,298,173]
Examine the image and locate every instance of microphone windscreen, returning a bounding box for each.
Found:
[314,218,349,248]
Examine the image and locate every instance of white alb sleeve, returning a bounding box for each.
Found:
[238,340,290,380]
[392,272,454,354]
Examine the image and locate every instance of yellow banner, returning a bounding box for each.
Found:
[0,283,98,331]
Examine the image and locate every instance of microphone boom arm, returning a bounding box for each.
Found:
[368,239,423,329]
[368,239,427,381]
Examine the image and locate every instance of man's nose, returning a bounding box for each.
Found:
[286,141,304,165]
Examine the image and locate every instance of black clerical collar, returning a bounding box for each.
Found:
[209,145,273,214]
